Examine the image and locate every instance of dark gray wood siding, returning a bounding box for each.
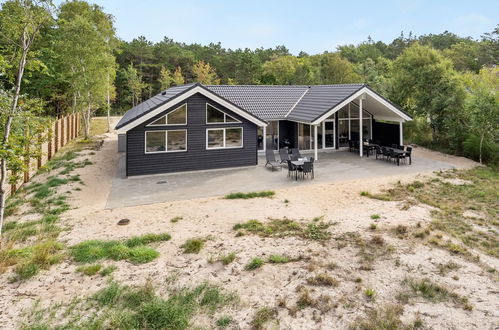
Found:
[126,93,258,176]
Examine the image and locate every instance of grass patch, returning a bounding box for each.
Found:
[233,218,331,241]
[170,216,182,223]
[181,238,204,254]
[306,273,339,286]
[398,278,472,310]
[219,252,236,265]
[76,264,102,276]
[224,190,275,199]
[69,233,170,264]
[22,280,237,329]
[99,265,117,276]
[245,257,265,270]
[216,315,233,328]
[250,307,278,330]
[370,214,380,220]
[365,167,499,258]
[3,240,64,281]
[267,254,291,264]
[351,304,405,329]
[364,288,376,301]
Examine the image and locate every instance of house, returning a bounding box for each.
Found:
[115,83,412,176]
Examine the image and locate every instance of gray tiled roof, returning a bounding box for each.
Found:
[205,85,309,120]
[287,84,365,122]
[115,83,197,129]
[116,83,389,130]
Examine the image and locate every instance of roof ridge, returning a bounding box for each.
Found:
[284,86,310,118]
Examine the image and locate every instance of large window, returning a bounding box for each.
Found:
[207,127,243,149]
[145,130,187,153]
[148,104,187,126]
[266,121,279,150]
[337,103,372,146]
[206,104,240,124]
[298,123,312,150]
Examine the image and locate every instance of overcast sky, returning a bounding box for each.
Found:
[60,0,498,54]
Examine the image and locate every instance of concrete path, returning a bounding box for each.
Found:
[106,150,459,208]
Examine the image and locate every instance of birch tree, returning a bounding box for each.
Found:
[0,0,53,243]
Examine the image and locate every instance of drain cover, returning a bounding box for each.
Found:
[157,180,167,184]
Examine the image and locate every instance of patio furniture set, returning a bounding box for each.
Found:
[348,140,412,166]
[265,148,315,180]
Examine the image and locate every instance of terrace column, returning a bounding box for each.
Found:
[399,122,403,145]
[263,126,266,152]
[314,125,318,161]
[359,97,363,157]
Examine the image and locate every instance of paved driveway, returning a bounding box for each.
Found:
[106,149,460,208]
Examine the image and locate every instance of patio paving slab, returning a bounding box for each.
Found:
[106,150,458,208]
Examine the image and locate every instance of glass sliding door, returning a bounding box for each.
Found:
[324,121,335,148]
[266,121,279,150]
[257,127,264,150]
[298,123,312,150]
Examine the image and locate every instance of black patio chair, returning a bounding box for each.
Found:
[390,149,405,166]
[265,148,281,171]
[279,148,289,164]
[405,146,412,165]
[375,146,383,160]
[348,140,354,152]
[381,147,391,162]
[286,160,297,178]
[301,161,314,179]
[291,148,302,160]
[397,145,405,150]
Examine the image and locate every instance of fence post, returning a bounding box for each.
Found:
[48,122,53,160]
[37,134,42,169]
[54,119,59,153]
[62,116,66,147]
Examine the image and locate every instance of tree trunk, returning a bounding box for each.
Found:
[83,103,92,139]
[0,45,28,244]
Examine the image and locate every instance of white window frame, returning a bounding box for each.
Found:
[206,127,244,150]
[144,129,187,154]
[147,103,188,127]
[206,103,241,124]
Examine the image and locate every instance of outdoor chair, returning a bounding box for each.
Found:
[279,148,289,164]
[375,146,383,160]
[397,145,405,150]
[286,160,297,178]
[381,147,390,161]
[265,148,281,171]
[301,161,314,179]
[348,140,354,152]
[291,148,302,160]
[405,146,412,165]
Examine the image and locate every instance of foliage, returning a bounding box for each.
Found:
[192,60,220,84]
[22,281,236,329]
[69,233,171,264]
[224,190,275,199]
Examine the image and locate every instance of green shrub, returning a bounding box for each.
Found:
[181,238,204,254]
[128,246,160,264]
[245,258,264,270]
[220,252,236,265]
[216,316,233,328]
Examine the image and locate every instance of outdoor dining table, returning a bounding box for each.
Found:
[362,143,379,157]
[385,147,406,166]
[291,159,306,181]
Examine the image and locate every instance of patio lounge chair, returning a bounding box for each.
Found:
[265,149,281,171]
[279,148,289,163]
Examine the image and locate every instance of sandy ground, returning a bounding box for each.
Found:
[0,122,497,330]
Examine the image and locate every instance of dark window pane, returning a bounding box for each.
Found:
[149,116,166,126]
[167,104,187,125]
[167,130,186,151]
[207,129,224,148]
[146,131,166,152]
[226,128,242,148]
[226,114,239,123]
[207,104,225,123]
